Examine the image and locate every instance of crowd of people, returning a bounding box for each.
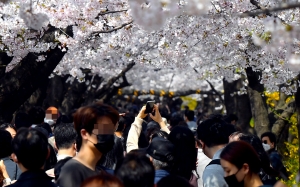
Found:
[0,102,291,187]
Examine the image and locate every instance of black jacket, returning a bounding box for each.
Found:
[7,170,57,187]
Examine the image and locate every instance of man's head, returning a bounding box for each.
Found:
[45,107,59,126]
[170,114,184,129]
[115,153,155,187]
[0,130,13,158]
[146,137,175,171]
[184,110,194,122]
[261,132,276,149]
[11,128,49,171]
[0,123,16,138]
[73,103,119,155]
[28,106,45,125]
[54,123,77,154]
[223,114,238,126]
[197,116,234,158]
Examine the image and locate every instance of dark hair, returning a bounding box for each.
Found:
[0,130,12,158]
[40,123,52,137]
[157,175,192,187]
[117,113,135,132]
[54,157,72,181]
[239,134,279,177]
[220,141,262,173]
[56,115,72,125]
[12,128,49,170]
[28,106,45,124]
[81,172,124,187]
[170,115,184,128]
[0,123,16,131]
[54,123,77,150]
[223,114,238,123]
[115,153,155,187]
[185,110,195,121]
[168,126,197,180]
[261,132,277,147]
[14,112,31,129]
[197,116,232,147]
[73,103,119,149]
[44,143,57,171]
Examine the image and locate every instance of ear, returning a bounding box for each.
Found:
[74,142,77,151]
[241,163,249,174]
[80,129,89,140]
[11,153,18,163]
[271,142,275,148]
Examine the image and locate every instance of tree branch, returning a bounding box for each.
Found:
[206,80,224,103]
[90,21,133,37]
[96,9,128,19]
[240,2,300,17]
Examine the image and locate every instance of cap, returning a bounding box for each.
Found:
[146,137,175,162]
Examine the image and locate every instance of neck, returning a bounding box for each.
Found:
[57,148,76,158]
[114,131,122,138]
[244,173,263,187]
[205,145,226,159]
[74,145,102,171]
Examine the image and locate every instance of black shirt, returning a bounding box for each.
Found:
[7,170,56,187]
[56,159,99,187]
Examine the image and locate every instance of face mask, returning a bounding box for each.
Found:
[93,134,115,154]
[224,169,244,187]
[262,143,271,151]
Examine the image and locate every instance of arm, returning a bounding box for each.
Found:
[150,104,170,134]
[126,106,147,153]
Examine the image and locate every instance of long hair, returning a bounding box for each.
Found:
[168,126,197,180]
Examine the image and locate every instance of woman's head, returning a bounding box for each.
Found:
[168,126,197,180]
[220,141,261,183]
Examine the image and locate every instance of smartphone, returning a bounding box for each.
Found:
[145,101,155,114]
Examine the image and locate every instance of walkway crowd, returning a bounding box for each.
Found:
[0,102,291,187]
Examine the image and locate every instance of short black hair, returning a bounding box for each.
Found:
[261,132,277,147]
[12,128,49,170]
[170,114,184,128]
[115,153,155,187]
[117,113,135,132]
[54,123,77,150]
[184,110,195,121]
[28,106,45,124]
[223,114,238,123]
[157,175,192,187]
[14,112,31,130]
[0,130,12,158]
[0,123,16,131]
[197,116,231,147]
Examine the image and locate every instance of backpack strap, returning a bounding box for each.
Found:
[206,159,221,168]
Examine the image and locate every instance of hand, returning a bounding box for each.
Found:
[137,106,148,119]
[149,104,163,123]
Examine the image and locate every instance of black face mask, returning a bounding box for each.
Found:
[224,170,244,187]
[93,134,115,154]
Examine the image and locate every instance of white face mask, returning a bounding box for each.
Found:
[262,143,271,151]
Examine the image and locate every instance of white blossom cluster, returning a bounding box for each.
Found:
[0,0,299,93]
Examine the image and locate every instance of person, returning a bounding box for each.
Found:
[14,112,31,130]
[223,114,238,126]
[184,110,197,131]
[0,123,16,138]
[157,175,193,187]
[220,141,273,187]
[239,134,279,185]
[261,132,289,180]
[0,160,11,186]
[169,114,184,130]
[126,104,169,153]
[53,157,72,182]
[196,116,235,187]
[56,103,119,187]
[81,172,124,187]
[168,126,197,186]
[54,123,77,161]
[45,123,77,178]
[8,128,56,187]
[115,153,155,187]
[0,130,21,181]
[28,106,45,128]
[195,136,211,187]
[44,107,59,127]
[146,137,175,184]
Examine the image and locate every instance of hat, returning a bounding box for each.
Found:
[146,121,160,131]
[146,137,175,162]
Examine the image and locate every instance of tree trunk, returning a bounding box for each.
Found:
[223,77,252,133]
[0,46,66,122]
[245,67,270,137]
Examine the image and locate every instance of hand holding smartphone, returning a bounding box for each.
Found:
[144,101,155,114]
